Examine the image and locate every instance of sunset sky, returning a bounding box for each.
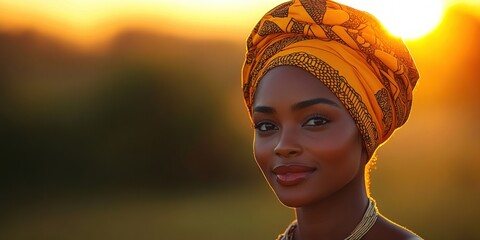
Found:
[0,0,479,48]
[0,2,479,239]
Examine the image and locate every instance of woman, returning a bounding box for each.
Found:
[241,0,422,239]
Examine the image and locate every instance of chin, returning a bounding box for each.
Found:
[270,183,317,208]
[265,179,301,207]
[276,196,304,208]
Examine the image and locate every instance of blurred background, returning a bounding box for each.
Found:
[0,0,479,239]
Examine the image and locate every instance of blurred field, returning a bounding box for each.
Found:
[0,186,293,240]
[0,5,479,240]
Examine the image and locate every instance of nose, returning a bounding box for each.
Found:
[274,128,302,158]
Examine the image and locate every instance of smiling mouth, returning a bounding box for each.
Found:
[272,165,316,186]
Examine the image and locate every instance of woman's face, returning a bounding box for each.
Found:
[251,66,367,208]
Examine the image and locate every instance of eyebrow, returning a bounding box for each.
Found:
[253,106,276,114]
[253,98,340,114]
[292,98,341,111]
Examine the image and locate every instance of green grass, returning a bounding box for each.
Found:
[0,186,293,240]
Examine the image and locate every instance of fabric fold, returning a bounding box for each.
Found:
[242,0,419,157]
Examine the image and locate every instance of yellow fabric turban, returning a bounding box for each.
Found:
[242,0,419,157]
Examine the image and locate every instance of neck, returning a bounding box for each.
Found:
[293,171,369,240]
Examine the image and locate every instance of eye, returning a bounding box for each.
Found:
[303,116,330,127]
[254,122,278,132]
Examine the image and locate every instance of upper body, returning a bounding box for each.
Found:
[241,0,421,239]
[254,65,421,240]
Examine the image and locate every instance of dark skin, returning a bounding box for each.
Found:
[251,66,420,240]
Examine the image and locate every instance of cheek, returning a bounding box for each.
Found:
[307,125,363,166]
[253,135,271,172]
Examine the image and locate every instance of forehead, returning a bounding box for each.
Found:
[253,65,339,107]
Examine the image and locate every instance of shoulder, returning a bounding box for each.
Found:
[365,214,423,240]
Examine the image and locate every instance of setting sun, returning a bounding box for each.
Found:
[337,0,446,39]
[0,0,472,47]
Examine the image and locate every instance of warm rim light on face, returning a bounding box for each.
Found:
[336,0,446,40]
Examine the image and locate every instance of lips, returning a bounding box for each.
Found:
[272,165,316,186]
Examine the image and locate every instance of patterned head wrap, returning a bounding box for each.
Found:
[242,0,419,158]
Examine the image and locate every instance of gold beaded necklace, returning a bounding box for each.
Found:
[278,199,378,240]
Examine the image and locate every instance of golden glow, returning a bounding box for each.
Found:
[0,0,286,48]
[0,0,477,47]
[336,0,446,39]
